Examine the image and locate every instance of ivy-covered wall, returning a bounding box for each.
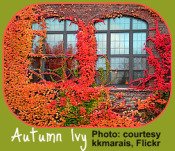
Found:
[3,3,170,127]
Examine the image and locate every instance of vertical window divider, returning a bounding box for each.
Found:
[146,26,149,72]
[129,18,134,82]
[107,19,111,82]
[63,21,67,53]
[41,29,46,79]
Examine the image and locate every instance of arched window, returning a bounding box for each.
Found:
[31,18,78,82]
[95,16,148,86]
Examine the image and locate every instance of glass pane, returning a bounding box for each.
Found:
[111,33,129,54]
[95,70,107,85]
[133,33,146,54]
[45,58,63,81]
[110,58,129,70]
[66,20,78,31]
[133,58,146,70]
[32,35,40,53]
[30,69,41,83]
[32,23,42,30]
[132,18,147,29]
[30,58,40,69]
[111,71,129,85]
[96,57,106,70]
[45,34,64,54]
[110,17,130,30]
[45,58,78,82]
[45,58,63,70]
[95,20,108,30]
[67,34,77,54]
[133,71,144,80]
[96,33,107,54]
[45,18,64,31]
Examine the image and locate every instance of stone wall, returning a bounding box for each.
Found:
[39,3,169,33]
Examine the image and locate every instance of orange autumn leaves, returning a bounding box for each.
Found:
[3,4,108,127]
[4,5,58,127]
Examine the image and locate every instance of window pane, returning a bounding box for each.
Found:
[111,71,129,85]
[44,58,63,81]
[110,58,129,70]
[95,70,107,85]
[67,34,77,54]
[32,35,40,53]
[111,33,129,54]
[96,57,106,70]
[110,17,130,30]
[45,34,63,54]
[45,58,63,70]
[133,58,146,70]
[133,33,146,54]
[45,57,77,81]
[30,58,40,69]
[95,20,108,30]
[66,21,78,31]
[30,69,41,83]
[32,23,42,30]
[96,33,107,54]
[29,57,41,82]
[45,18,64,31]
[133,71,144,80]
[132,18,147,29]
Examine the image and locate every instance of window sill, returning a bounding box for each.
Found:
[110,87,151,92]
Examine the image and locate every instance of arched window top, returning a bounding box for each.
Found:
[32,18,78,31]
[132,18,147,29]
[95,16,147,30]
[45,18,78,31]
[32,23,42,30]
[45,18,64,31]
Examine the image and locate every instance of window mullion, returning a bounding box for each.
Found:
[107,19,112,82]
[40,36,46,79]
[41,58,46,76]
[146,28,149,71]
[129,18,134,82]
[63,21,67,53]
